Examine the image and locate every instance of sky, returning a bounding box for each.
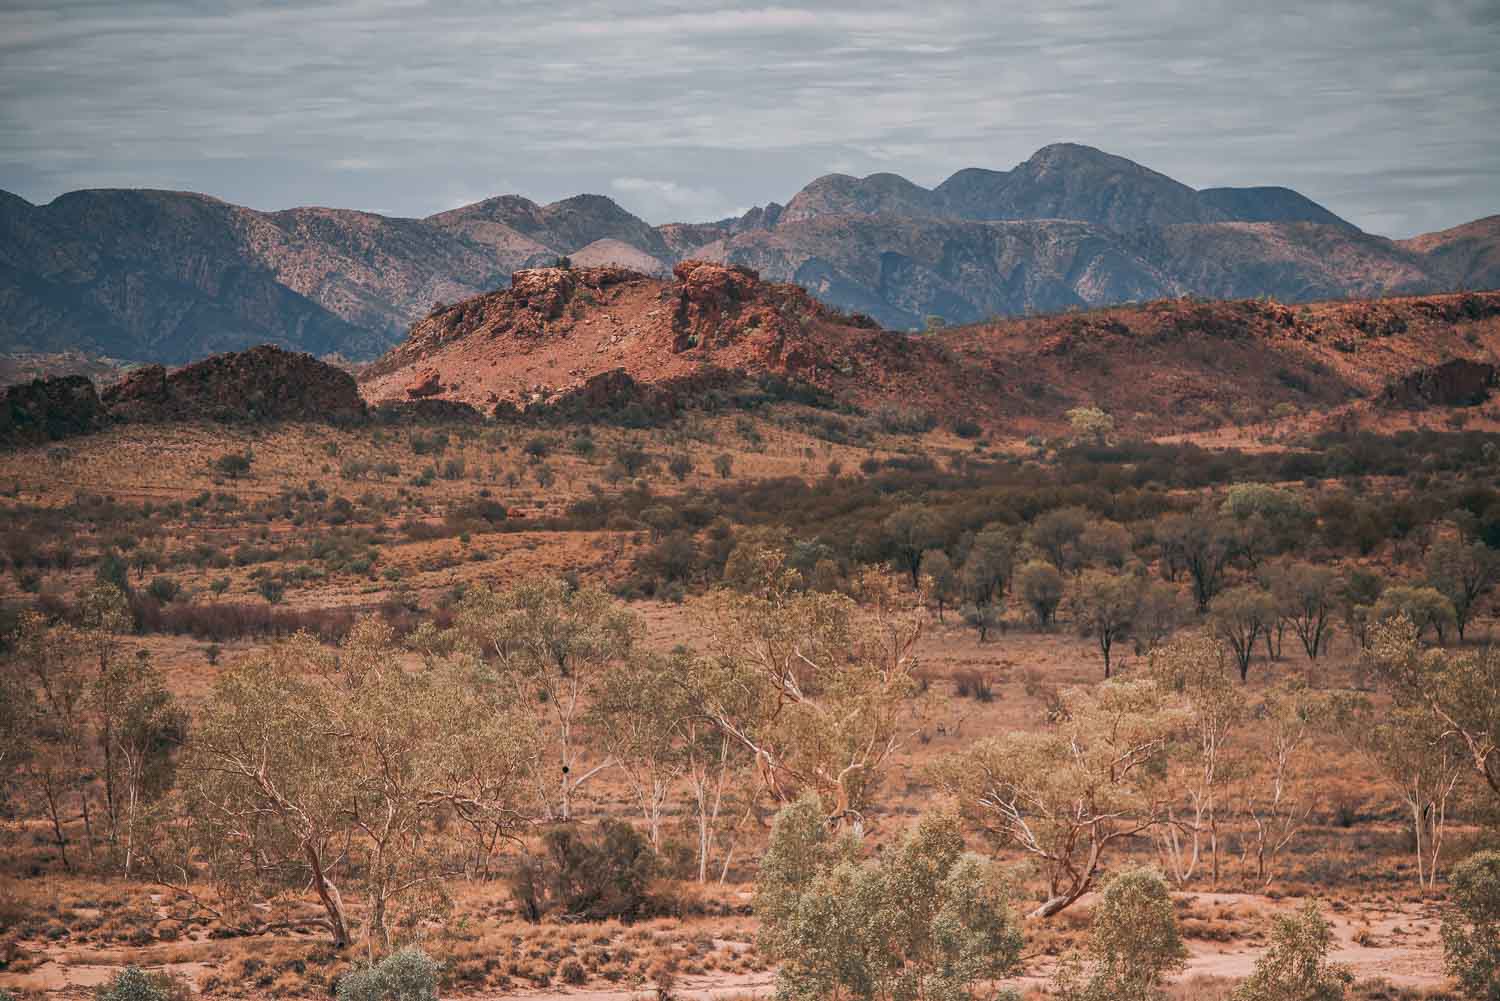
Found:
[0,0,1496,238]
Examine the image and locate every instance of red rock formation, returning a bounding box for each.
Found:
[102,345,366,424]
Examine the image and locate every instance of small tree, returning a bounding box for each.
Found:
[176,620,535,948]
[668,454,694,482]
[1336,683,1465,889]
[961,602,1003,643]
[1365,617,1500,803]
[447,580,635,822]
[1237,685,1324,888]
[1231,900,1352,1001]
[213,451,252,480]
[1157,507,1237,612]
[1073,569,1142,677]
[882,505,944,587]
[963,524,1017,603]
[1051,868,1186,1001]
[1149,631,1244,887]
[1373,585,1457,645]
[1210,584,1277,681]
[1026,506,1088,571]
[757,794,1025,1001]
[695,560,923,826]
[1426,537,1500,642]
[1267,561,1338,660]
[920,549,958,621]
[1016,559,1064,628]
[933,679,1181,917]
[713,453,734,479]
[1443,850,1500,1001]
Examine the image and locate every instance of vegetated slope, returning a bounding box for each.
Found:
[1,344,364,447]
[362,259,1500,435]
[943,290,1500,432]
[1401,215,1500,292]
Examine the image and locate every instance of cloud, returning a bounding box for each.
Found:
[0,0,1494,234]
[609,177,741,221]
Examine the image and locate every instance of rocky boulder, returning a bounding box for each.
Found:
[1379,358,1498,409]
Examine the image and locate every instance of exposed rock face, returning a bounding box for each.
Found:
[1379,358,1498,408]
[0,374,107,445]
[362,271,1500,435]
[101,345,366,424]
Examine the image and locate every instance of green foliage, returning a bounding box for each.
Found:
[1210,583,1277,680]
[757,794,1024,1001]
[1373,584,1457,644]
[336,946,440,1001]
[1072,569,1142,676]
[1425,536,1500,640]
[146,576,181,604]
[1016,559,1064,628]
[1443,850,1500,1000]
[213,451,252,479]
[933,680,1182,917]
[510,819,659,922]
[96,966,191,1001]
[882,504,944,586]
[1230,900,1352,1001]
[1067,406,1115,446]
[1051,868,1186,1001]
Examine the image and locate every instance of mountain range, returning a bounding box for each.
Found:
[2,143,1496,363]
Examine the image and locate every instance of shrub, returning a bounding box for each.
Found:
[96,966,192,1001]
[146,576,181,604]
[1443,850,1500,1000]
[1051,868,1186,1001]
[511,819,660,922]
[757,795,1024,1001]
[1231,900,1352,1001]
[558,958,588,986]
[1016,559,1064,628]
[213,452,252,479]
[336,947,440,1001]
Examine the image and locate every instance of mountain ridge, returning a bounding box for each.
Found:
[3,143,1495,362]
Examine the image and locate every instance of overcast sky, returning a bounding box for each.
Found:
[1,0,1496,237]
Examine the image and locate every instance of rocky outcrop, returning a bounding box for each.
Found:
[0,374,107,446]
[101,345,366,424]
[1379,358,1498,409]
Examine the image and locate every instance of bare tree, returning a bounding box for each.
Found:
[1149,631,1244,887]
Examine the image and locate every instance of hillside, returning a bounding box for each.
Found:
[3,144,1496,363]
[362,261,1500,435]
